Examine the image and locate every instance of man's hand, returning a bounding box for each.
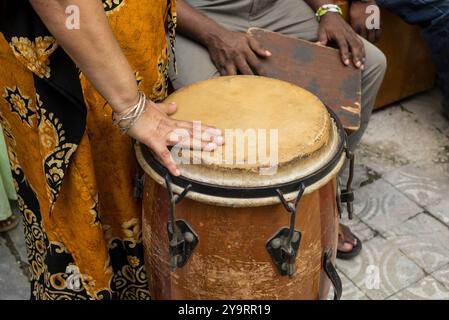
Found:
[176,0,271,76]
[205,29,272,76]
[317,12,366,69]
[350,0,381,43]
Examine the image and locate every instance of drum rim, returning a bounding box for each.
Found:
[135,105,349,200]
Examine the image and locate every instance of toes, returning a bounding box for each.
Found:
[338,241,353,253]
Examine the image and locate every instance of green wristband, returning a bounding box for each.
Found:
[316,4,343,22]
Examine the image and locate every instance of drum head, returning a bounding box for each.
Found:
[136,76,346,206]
[168,75,331,170]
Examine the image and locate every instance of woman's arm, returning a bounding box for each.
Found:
[30,0,137,110]
[29,0,222,176]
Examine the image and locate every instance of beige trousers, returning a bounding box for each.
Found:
[171,0,387,149]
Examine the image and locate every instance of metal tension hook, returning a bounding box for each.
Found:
[164,173,198,271]
[266,182,305,278]
[323,249,343,300]
[340,148,355,219]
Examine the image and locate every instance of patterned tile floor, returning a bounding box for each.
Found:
[1,89,448,300]
[338,88,449,300]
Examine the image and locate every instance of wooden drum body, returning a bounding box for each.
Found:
[137,76,352,300]
[142,178,339,300]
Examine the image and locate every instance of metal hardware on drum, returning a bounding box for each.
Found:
[336,177,343,219]
[323,249,342,300]
[133,174,145,200]
[338,148,355,220]
[266,183,305,278]
[164,173,198,271]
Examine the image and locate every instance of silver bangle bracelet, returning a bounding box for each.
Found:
[112,91,147,134]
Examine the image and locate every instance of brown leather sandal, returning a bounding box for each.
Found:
[0,214,19,233]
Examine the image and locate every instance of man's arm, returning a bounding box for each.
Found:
[304,0,336,11]
[304,0,366,69]
[349,0,381,43]
[176,0,223,47]
[177,0,271,76]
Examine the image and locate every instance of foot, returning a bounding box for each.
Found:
[338,223,357,252]
[0,215,19,233]
[337,223,362,260]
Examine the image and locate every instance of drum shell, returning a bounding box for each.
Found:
[142,177,339,300]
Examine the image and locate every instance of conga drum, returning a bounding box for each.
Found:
[136,76,354,300]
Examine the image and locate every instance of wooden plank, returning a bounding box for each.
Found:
[248,27,361,132]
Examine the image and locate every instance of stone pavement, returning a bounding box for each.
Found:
[338,88,449,300]
[0,89,448,300]
[0,202,30,300]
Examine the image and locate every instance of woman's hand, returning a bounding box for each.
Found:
[127,100,224,176]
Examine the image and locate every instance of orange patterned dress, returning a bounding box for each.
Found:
[0,0,176,299]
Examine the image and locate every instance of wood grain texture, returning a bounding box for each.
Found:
[247,28,362,132]
[318,180,339,299]
[143,179,339,300]
[373,9,435,109]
